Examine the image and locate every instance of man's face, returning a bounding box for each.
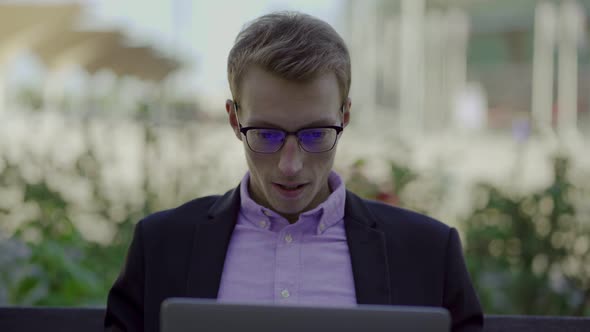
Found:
[226,66,350,222]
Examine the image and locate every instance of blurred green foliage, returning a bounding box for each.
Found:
[1,133,588,316]
[463,156,590,315]
[352,155,589,316]
[0,149,147,306]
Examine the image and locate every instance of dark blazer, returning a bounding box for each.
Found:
[105,186,483,332]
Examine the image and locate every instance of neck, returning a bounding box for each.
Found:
[282,183,331,224]
[249,179,332,224]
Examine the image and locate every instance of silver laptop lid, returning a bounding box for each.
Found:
[161,298,450,332]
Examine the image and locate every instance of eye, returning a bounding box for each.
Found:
[299,129,327,140]
[255,130,283,140]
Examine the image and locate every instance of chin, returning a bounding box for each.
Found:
[272,201,308,215]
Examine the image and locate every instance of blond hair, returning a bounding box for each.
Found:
[227,11,351,103]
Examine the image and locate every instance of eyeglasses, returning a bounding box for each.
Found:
[233,102,344,154]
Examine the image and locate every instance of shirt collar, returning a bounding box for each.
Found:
[239,171,346,234]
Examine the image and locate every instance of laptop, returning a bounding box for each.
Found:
[161,298,450,332]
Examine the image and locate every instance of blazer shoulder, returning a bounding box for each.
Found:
[356,196,459,264]
[361,196,452,237]
[139,194,221,234]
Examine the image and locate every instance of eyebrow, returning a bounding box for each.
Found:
[245,119,338,130]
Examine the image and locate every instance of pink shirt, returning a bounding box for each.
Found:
[217,171,357,306]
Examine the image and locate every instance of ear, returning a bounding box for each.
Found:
[226,99,242,141]
[342,97,351,128]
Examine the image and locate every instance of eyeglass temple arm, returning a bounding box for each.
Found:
[232,100,243,130]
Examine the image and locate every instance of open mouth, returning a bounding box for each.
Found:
[272,183,308,197]
[276,183,306,191]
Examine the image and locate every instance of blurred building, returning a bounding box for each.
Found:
[343,0,590,140]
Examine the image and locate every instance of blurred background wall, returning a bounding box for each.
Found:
[0,0,588,315]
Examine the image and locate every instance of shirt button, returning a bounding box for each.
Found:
[284,234,293,243]
[280,289,290,298]
[318,223,326,232]
[263,210,272,217]
[258,220,267,228]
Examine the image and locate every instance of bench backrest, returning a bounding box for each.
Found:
[1,307,589,332]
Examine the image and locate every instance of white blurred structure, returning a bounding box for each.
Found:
[339,0,590,216]
[347,0,379,127]
[344,0,471,139]
[531,1,557,136]
[0,3,180,115]
[399,0,425,139]
[557,0,585,138]
[343,0,588,143]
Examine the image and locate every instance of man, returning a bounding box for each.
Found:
[105,12,483,332]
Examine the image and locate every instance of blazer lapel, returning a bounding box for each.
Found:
[344,191,392,305]
[185,186,240,299]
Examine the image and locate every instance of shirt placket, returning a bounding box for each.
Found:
[274,224,301,304]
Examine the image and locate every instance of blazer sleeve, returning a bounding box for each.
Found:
[444,228,484,332]
[104,220,145,332]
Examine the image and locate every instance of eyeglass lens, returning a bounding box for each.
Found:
[246,128,338,153]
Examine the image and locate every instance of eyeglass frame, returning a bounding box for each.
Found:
[232,100,346,154]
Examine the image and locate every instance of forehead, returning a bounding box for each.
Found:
[239,66,341,126]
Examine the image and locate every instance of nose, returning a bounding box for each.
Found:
[278,135,303,177]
